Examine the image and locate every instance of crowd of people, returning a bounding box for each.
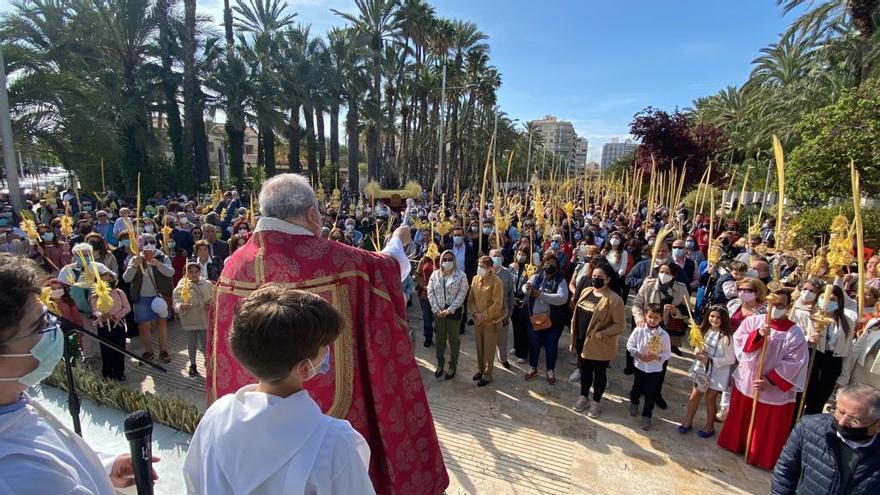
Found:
[1,173,880,493]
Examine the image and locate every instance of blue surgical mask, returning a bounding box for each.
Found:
[120,239,131,248]
[551,241,560,250]
[41,232,54,242]
[307,350,331,379]
[453,235,463,246]
[482,227,491,235]
[0,315,63,387]
[672,247,685,258]
[574,232,582,241]
[820,300,839,313]
[0,219,7,226]
[492,256,503,267]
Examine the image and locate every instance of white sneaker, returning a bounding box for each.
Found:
[587,400,601,418]
[716,406,729,422]
[573,396,588,412]
[568,368,581,382]
[516,357,527,364]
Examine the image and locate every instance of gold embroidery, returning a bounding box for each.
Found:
[254,233,265,285]
[213,279,355,418]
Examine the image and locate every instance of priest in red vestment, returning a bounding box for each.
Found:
[718,288,808,470]
[207,174,448,494]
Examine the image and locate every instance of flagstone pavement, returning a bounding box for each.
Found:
[120,301,771,495]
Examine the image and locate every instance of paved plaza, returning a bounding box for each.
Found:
[118,303,770,495]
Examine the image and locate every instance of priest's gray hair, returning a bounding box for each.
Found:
[259,174,318,220]
[837,383,880,419]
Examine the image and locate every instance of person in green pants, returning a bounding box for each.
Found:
[427,249,470,380]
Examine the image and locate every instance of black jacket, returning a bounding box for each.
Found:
[772,414,880,495]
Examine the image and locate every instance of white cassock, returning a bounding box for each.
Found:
[184,385,375,495]
[0,396,116,495]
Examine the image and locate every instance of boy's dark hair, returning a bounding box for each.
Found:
[231,284,342,384]
[0,254,45,345]
[645,303,663,317]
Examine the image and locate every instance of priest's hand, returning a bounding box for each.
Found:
[109,453,160,488]
[392,226,411,247]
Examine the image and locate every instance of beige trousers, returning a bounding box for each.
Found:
[476,322,500,381]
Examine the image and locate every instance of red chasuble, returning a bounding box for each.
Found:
[207,222,448,494]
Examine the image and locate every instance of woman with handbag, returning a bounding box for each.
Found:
[570,263,625,418]
[523,251,570,385]
[427,250,469,380]
[632,260,689,409]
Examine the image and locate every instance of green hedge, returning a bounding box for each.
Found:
[789,205,880,250]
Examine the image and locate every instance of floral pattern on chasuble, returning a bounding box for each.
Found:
[207,229,449,495]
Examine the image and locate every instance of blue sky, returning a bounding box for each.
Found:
[0,0,803,161]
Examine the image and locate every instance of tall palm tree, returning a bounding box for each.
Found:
[333,0,402,182]
[235,0,297,176]
[778,0,879,81]
[327,27,368,189]
[156,0,186,180]
[749,32,817,86]
[182,0,210,188]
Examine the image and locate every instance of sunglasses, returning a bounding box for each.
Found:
[738,288,756,293]
[143,241,157,246]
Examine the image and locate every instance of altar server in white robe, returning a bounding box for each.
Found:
[184,284,374,495]
[0,254,155,494]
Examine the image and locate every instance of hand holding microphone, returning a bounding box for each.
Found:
[122,410,160,493]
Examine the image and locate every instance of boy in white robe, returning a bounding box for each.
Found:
[183,284,375,495]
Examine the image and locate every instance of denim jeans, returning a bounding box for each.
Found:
[419,298,434,341]
[527,322,564,371]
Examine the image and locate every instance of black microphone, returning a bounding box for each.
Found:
[123,410,154,495]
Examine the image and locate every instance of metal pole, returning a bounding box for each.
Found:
[0,44,23,212]
[434,60,447,195]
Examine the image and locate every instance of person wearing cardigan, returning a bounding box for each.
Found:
[569,263,626,418]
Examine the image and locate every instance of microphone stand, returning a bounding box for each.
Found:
[55,314,167,437]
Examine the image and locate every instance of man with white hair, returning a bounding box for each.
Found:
[112,207,132,239]
[772,383,880,494]
[206,174,448,495]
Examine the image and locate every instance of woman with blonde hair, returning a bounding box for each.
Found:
[427,250,469,380]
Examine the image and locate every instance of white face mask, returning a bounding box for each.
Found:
[441,261,454,272]
[609,238,620,247]
[658,273,674,284]
[801,290,816,303]
[771,307,788,320]
[0,315,63,387]
[477,266,487,278]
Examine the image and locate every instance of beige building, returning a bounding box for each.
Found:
[206,123,259,181]
[533,115,576,157]
[573,137,589,171]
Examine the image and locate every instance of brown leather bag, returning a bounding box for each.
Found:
[529,312,552,331]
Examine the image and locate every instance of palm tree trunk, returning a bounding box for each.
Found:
[227,123,245,188]
[183,0,209,188]
[330,101,340,167]
[288,104,302,173]
[346,100,359,190]
[366,124,378,182]
[256,129,264,169]
[316,107,327,172]
[304,105,318,184]
[264,128,276,177]
[156,0,185,178]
